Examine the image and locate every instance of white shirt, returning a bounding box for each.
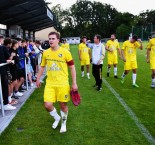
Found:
[88,43,105,65]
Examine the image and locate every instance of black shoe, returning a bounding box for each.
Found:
[107,72,109,77]
[114,76,118,79]
[97,87,102,91]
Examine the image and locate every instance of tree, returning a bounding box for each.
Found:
[116,24,131,40]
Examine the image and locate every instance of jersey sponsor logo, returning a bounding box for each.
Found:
[58,54,62,57]
[48,63,61,71]
[64,94,68,99]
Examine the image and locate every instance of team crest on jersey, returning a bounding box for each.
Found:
[58,54,62,57]
[64,95,68,99]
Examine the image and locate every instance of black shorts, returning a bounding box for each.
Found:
[10,69,18,81]
[17,68,25,79]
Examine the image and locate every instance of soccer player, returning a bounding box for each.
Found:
[36,32,78,133]
[121,35,143,87]
[106,34,121,78]
[146,34,155,88]
[61,39,70,51]
[78,36,91,79]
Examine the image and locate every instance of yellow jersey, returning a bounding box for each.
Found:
[122,40,141,61]
[106,40,120,56]
[41,47,73,86]
[61,43,70,51]
[147,38,155,61]
[78,43,90,60]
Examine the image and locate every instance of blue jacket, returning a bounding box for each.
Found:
[17,46,26,69]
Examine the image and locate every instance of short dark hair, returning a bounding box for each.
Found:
[82,36,87,39]
[35,40,41,45]
[48,31,60,39]
[95,34,101,41]
[132,35,138,41]
[12,39,18,47]
[21,39,26,43]
[4,38,12,46]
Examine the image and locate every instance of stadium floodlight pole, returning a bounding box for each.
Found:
[25,58,29,91]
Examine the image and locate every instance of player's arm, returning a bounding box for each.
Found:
[68,64,78,91]
[117,43,122,59]
[78,46,81,61]
[121,42,126,62]
[88,48,91,59]
[105,42,113,52]
[97,45,105,65]
[146,48,151,63]
[36,66,45,88]
[138,39,143,50]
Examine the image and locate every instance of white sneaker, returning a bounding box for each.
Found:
[4,104,16,110]
[52,116,61,129]
[82,74,84,77]
[14,91,23,97]
[21,85,27,90]
[60,123,67,133]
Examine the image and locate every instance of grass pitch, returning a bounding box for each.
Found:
[0,42,154,145]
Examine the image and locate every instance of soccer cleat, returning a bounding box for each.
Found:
[151,84,155,88]
[107,72,109,77]
[114,75,118,79]
[133,84,139,88]
[52,116,61,129]
[121,78,124,84]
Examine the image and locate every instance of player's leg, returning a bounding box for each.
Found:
[57,86,70,133]
[121,62,130,84]
[151,69,155,88]
[81,65,84,77]
[107,64,111,77]
[96,64,103,91]
[59,102,68,133]
[114,56,118,78]
[114,64,118,78]
[132,69,139,87]
[131,61,139,87]
[86,65,90,79]
[44,86,60,129]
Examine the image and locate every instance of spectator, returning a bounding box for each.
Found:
[0,42,16,110]
[9,40,23,98]
[0,35,4,45]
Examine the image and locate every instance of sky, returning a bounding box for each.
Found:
[48,0,155,15]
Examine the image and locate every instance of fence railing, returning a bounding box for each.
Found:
[0,53,43,117]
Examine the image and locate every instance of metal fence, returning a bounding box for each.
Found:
[132,24,155,40]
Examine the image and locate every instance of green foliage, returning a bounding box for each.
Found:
[116,24,131,40]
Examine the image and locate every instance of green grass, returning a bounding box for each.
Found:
[0,42,154,145]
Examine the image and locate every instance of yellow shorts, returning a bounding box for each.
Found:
[150,60,155,69]
[124,61,137,70]
[44,85,70,103]
[108,56,118,65]
[80,59,90,66]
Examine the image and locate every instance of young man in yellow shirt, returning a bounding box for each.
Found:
[106,34,121,78]
[36,32,78,133]
[121,35,143,87]
[78,36,91,79]
[146,34,155,88]
[61,39,70,51]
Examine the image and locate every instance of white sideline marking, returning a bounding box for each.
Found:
[102,77,155,145]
